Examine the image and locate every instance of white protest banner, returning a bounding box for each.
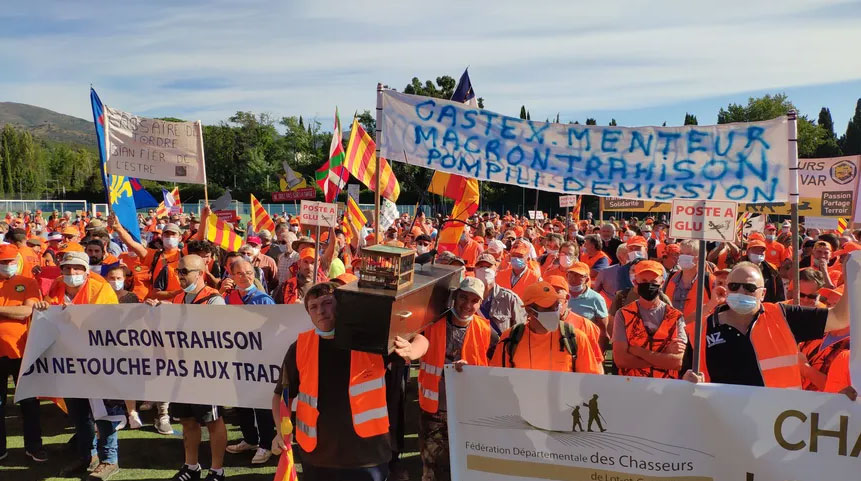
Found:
[447,365,861,481]
[380,199,399,231]
[798,155,860,217]
[846,252,861,384]
[558,195,578,208]
[527,210,544,220]
[742,214,766,237]
[381,90,789,203]
[15,304,307,409]
[803,216,839,231]
[670,199,737,242]
[105,107,206,184]
[300,200,338,227]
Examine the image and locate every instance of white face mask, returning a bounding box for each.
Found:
[535,310,560,332]
[558,255,573,268]
[63,274,86,287]
[109,279,125,292]
[475,267,496,287]
[416,244,429,255]
[678,254,695,270]
[628,251,645,263]
[163,237,179,249]
[250,247,260,257]
[0,263,18,277]
[748,253,765,264]
[569,283,586,295]
[289,225,299,232]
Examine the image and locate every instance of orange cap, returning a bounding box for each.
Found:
[818,286,843,305]
[61,226,79,236]
[747,239,767,250]
[0,244,19,261]
[626,236,647,248]
[566,261,590,277]
[546,275,569,294]
[334,273,358,285]
[835,241,861,257]
[59,242,84,253]
[748,232,765,241]
[510,243,529,257]
[521,281,559,308]
[289,217,300,225]
[633,260,665,278]
[664,243,681,254]
[299,247,316,260]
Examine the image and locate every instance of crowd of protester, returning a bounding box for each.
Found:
[0,205,858,481]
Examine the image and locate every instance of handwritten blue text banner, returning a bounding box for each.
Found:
[380,91,790,203]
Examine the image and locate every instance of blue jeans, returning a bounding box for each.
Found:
[66,398,121,464]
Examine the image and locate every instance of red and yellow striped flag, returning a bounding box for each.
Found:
[343,118,400,201]
[205,213,242,252]
[342,196,367,246]
[837,217,848,234]
[428,171,479,253]
[250,194,275,233]
[272,388,298,481]
[571,195,582,222]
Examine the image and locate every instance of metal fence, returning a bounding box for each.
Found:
[0,199,89,215]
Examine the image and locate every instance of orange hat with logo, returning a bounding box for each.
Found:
[0,244,19,261]
[546,275,569,294]
[299,247,316,261]
[626,236,647,248]
[522,281,560,308]
[633,260,665,278]
[566,261,590,277]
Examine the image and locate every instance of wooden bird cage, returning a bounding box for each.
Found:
[358,245,415,290]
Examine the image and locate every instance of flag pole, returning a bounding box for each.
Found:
[374,83,383,243]
[788,110,800,304]
[101,104,115,217]
[197,121,209,206]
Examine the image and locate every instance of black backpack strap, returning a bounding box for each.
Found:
[193,293,220,305]
[502,323,526,368]
[558,321,579,370]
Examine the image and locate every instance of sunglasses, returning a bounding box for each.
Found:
[799,292,819,300]
[728,282,761,293]
[176,268,200,276]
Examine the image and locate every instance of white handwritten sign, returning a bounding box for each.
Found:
[670,199,738,242]
[802,216,839,231]
[558,195,578,208]
[104,107,206,184]
[381,91,789,203]
[300,200,338,227]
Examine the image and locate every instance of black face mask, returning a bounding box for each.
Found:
[637,282,661,301]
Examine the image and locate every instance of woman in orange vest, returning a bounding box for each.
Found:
[272,282,427,481]
[683,261,851,388]
[417,277,496,481]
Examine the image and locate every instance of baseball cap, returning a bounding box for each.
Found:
[487,239,505,254]
[60,251,89,268]
[61,226,79,236]
[633,260,665,278]
[566,261,590,277]
[26,237,44,246]
[485,221,494,230]
[59,242,85,253]
[86,219,105,231]
[333,272,358,285]
[510,244,529,257]
[475,253,497,268]
[664,243,681,254]
[521,281,559,308]
[747,239,767,250]
[299,247,316,261]
[47,232,63,242]
[437,250,465,266]
[835,241,861,257]
[289,217,300,225]
[162,223,181,234]
[546,275,569,294]
[0,244,19,261]
[748,232,765,241]
[457,277,485,300]
[765,223,776,230]
[626,236,647,248]
[246,236,262,246]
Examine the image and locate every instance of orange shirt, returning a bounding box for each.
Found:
[456,239,484,268]
[16,245,40,279]
[497,267,541,300]
[824,349,851,394]
[765,241,785,269]
[0,275,41,358]
[490,324,602,374]
[564,311,605,366]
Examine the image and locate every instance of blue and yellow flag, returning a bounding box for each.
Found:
[90,88,142,241]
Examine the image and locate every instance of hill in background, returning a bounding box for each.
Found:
[0,101,95,146]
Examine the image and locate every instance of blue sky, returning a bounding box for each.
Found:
[2,0,860,134]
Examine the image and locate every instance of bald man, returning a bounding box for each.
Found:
[682,260,851,389]
[147,254,228,481]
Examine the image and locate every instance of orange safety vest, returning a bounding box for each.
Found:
[456,240,482,268]
[294,330,388,452]
[663,271,711,321]
[46,275,118,305]
[691,303,803,388]
[798,335,850,391]
[580,250,611,268]
[618,301,683,379]
[497,267,542,300]
[418,314,491,413]
[171,286,221,304]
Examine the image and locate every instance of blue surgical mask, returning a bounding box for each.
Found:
[63,274,86,287]
[315,327,335,337]
[765,235,776,242]
[0,263,18,277]
[510,257,526,270]
[726,293,759,315]
[182,280,198,293]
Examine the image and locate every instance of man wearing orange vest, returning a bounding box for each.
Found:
[454,226,484,270]
[271,282,427,481]
[497,243,541,299]
[683,260,851,388]
[580,234,611,279]
[491,281,602,373]
[418,277,497,481]
[612,260,687,379]
[147,254,228,481]
[110,214,183,300]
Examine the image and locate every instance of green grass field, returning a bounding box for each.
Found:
[1,379,422,481]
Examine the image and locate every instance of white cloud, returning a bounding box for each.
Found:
[1,0,859,127]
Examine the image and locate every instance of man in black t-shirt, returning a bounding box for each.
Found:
[271,282,428,481]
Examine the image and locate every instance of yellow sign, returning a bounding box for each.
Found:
[600,197,671,213]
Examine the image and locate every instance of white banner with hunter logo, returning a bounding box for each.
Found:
[15,304,308,409]
[446,365,861,481]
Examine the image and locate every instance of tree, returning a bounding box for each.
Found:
[519,106,527,120]
[585,118,596,125]
[403,76,457,99]
[609,119,617,126]
[813,107,842,157]
[818,108,836,139]
[842,99,861,155]
[684,113,698,125]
